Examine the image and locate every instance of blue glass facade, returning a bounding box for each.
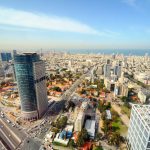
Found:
[0,52,12,62]
[14,53,40,113]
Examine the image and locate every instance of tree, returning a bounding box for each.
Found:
[68,101,75,109]
[102,120,111,135]
[95,133,103,141]
[53,86,62,92]
[51,127,59,134]
[106,102,111,110]
[0,81,6,87]
[76,128,89,147]
[69,139,76,148]
[108,132,122,146]
[81,128,89,140]
[121,96,127,102]
[80,89,86,94]
[98,101,104,113]
[46,82,49,87]
[99,79,105,90]
[93,146,103,150]
[77,132,84,147]
[56,116,67,129]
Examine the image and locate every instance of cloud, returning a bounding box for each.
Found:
[0,7,98,35]
[0,7,119,37]
[122,0,137,7]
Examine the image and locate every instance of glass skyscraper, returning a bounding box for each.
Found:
[14,53,48,120]
[0,52,12,62]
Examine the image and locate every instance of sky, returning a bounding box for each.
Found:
[0,0,150,50]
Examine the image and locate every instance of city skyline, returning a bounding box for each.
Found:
[1,0,150,49]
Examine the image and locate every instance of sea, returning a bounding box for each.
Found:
[64,49,150,56]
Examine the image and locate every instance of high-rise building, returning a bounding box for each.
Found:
[114,62,122,78]
[0,52,12,62]
[12,50,17,81]
[13,50,17,57]
[127,104,150,150]
[14,53,48,120]
[104,64,111,78]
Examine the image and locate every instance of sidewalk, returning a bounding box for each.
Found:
[112,104,130,128]
[52,144,72,150]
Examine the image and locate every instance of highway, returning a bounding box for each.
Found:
[0,137,8,150]
[0,118,21,150]
[0,108,27,150]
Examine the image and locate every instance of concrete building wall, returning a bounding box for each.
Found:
[33,61,48,118]
[127,105,150,150]
[74,112,85,132]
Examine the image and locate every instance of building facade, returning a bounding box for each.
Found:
[138,89,150,104]
[14,53,48,120]
[104,64,111,78]
[0,52,12,62]
[74,112,85,132]
[127,104,150,150]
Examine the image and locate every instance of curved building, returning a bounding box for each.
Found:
[14,53,48,120]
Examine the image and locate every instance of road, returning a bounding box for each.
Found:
[111,104,130,128]
[0,118,21,150]
[0,136,9,150]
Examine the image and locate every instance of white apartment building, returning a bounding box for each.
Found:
[74,112,85,132]
[138,89,150,104]
[127,104,150,150]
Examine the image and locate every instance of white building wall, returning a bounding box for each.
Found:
[74,112,85,132]
[127,105,150,150]
[138,91,147,103]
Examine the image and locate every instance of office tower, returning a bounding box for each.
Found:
[114,61,122,78]
[14,53,48,120]
[13,50,17,57]
[12,50,17,81]
[127,104,150,150]
[104,60,111,78]
[0,52,12,62]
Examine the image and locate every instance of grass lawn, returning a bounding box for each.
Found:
[112,117,128,136]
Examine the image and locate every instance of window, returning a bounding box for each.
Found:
[147,142,150,148]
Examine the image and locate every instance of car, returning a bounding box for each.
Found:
[12,123,15,127]
[7,120,10,123]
